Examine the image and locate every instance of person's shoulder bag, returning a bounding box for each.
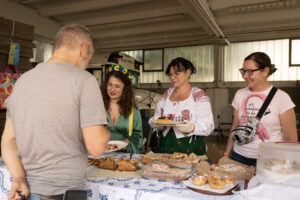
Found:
[231,87,278,145]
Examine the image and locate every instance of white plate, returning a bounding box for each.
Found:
[152,121,185,127]
[182,178,237,194]
[105,140,128,152]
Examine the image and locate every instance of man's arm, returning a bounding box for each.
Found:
[82,125,110,157]
[1,118,29,200]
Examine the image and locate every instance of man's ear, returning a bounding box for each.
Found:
[80,42,89,57]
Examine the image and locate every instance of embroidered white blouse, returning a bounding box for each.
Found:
[152,87,215,139]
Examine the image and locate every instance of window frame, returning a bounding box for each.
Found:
[289,38,300,66]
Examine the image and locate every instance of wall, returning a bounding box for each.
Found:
[0,0,61,40]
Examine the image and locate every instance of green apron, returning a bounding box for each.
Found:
[158,128,206,155]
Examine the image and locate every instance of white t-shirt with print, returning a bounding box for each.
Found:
[232,86,295,159]
[152,87,215,139]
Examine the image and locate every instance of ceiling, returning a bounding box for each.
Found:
[12,0,300,53]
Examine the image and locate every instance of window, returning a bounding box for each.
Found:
[289,38,300,66]
[224,39,300,81]
[124,45,215,83]
[143,49,164,72]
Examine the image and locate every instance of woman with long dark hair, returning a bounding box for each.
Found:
[101,65,143,153]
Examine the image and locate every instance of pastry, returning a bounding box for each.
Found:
[106,144,119,151]
[169,152,188,160]
[197,172,209,177]
[222,176,235,184]
[147,161,171,172]
[88,158,97,165]
[98,156,117,170]
[117,159,138,171]
[156,117,172,123]
[209,179,226,189]
[192,176,207,186]
[207,175,221,183]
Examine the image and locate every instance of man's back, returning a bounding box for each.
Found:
[6,62,107,195]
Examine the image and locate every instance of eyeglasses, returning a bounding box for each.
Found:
[168,72,183,78]
[239,68,262,76]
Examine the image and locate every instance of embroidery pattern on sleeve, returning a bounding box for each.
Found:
[192,88,209,102]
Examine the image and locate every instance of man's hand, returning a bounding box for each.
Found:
[175,120,195,133]
[8,177,29,200]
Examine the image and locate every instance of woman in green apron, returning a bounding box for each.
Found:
[149,57,215,156]
[101,65,143,153]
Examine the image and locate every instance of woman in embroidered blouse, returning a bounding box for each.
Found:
[101,65,143,153]
[224,52,297,166]
[149,57,214,156]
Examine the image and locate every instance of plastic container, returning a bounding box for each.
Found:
[141,161,191,181]
[256,142,300,187]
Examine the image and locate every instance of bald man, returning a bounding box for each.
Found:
[1,24,110,200]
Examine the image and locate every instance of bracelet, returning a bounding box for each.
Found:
[224,152,230,157]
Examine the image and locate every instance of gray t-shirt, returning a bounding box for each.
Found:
[6,62,107,195]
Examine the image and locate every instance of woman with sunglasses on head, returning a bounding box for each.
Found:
[149,57,214,156]
[224,52,298,166]
[101,65,143,153]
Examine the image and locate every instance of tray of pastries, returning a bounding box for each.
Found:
[141,161,192,181]
[183,171,239,195]
[141,152,207,169]
[88,156,138,171]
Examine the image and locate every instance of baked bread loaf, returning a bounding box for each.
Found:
[222,176,235,184]
[192,176,207,186]
[117,159,138,171]
[210,179,226,189]
[98,156,117,170]
[215,156,255,180]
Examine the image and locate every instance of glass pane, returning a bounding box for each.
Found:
[291,39,300,65]
[225,39,300,81]
[143,49,163,71]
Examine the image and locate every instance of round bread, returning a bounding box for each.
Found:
[192,176,207,186]
[207,175,220,183]
[222,176,235,184]
[197,172,209,177]
[210,179,226,189]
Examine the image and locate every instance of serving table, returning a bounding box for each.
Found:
[0,153,244,200]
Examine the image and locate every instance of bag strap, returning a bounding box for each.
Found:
[256,87,278,120]
[128,106,134,136]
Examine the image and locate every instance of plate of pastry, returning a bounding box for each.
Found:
[105,141,128,152]
[183,173,239,195]
[153,117,185,126]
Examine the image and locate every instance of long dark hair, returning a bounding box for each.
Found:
[101,71,134,118]
[244,52,277,76]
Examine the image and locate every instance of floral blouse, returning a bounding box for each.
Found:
[153,87,215,138]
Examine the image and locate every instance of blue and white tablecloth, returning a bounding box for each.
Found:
[0,153,244,200]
